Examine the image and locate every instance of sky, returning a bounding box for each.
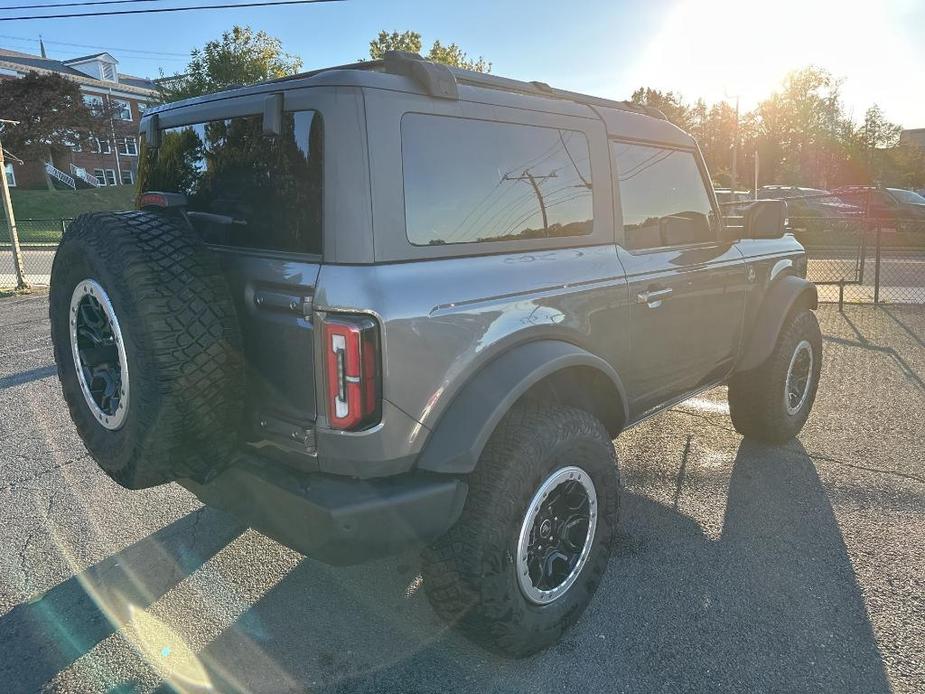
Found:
[4,0,924,126]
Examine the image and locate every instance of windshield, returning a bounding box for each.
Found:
[888,188,925,205]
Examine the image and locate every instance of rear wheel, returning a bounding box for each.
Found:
[50,211,244,489]
[728,309,822,443]
[421,405,620,657]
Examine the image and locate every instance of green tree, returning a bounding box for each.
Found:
[0,72,108,189]
[366,30,491,72]
[629,87,691,129]
[160,26,303,101]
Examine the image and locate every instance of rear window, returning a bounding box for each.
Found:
[401,114,593,246]
[138,110,322,254]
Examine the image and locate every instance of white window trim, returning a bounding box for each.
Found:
[117,137,138,156]
[104,169,117,186]
[121,169,134,185]
[114,99,132,121]
[4,162,15,187]
[93,168,106,185]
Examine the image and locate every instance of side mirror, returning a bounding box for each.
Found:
[741,199,787,239]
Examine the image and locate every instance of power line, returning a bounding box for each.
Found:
[0,0,166,10]
[0,32,188,55]
[1,0,343,21]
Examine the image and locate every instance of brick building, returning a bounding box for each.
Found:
[0,47,158,190]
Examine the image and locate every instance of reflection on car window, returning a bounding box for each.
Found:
[402,114,593,246]
[138,111,323,254]
[612,142,715,250]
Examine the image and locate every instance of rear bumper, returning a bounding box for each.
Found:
[180,456,467,565]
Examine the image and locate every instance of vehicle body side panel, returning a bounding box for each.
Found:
[314,244,631,440]
[416,340,628,474]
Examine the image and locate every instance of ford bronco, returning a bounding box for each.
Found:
[49,52,821,657]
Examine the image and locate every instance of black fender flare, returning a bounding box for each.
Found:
[736,275,818,372]
[415,340,628,475]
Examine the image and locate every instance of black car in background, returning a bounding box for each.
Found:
[833,186,925,222]
[758,186,863,226]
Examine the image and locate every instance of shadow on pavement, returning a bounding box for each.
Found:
[0,507,244,693]
[182,439,890,693]
[0,364,57,390]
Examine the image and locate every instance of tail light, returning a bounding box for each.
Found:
[323,315,381,430]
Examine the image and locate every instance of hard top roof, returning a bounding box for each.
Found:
[145,52,693,148]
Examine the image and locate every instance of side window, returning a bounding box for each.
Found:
[138,110,323,254]
[612,141,715,251]
[402,114,593,246]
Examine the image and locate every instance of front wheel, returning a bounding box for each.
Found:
[421,405,620,657]
[728,309,822,443]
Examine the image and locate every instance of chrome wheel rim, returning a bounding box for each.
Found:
[785,339,813,416]
[516,466,597,605]
[69,279,130,430]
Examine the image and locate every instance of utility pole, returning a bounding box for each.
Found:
[502,169,558,229]
[0,119,28,291]
[731,94,739,192]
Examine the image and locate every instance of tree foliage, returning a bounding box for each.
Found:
[630,67,921,189]
[160,26,303,102]
[367,30,491,72]
[0,72,105,161]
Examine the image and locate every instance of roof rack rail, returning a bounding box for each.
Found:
[449,67,668,120]
[260,53,667,120]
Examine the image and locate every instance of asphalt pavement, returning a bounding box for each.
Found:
[0,294,922,693]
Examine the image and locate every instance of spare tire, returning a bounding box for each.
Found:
[49,211,244,489]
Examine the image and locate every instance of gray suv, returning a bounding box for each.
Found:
[49,52,821,657]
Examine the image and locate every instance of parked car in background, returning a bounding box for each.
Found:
[833,186,925,222]
[758,186,863,226]
[714,189,753,215]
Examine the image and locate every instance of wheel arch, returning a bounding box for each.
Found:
[736,274,818,372]
[415,340,627,475]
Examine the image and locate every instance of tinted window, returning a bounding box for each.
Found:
[402,114,593,246]
[613,142,715,250]
[138,111,323,254]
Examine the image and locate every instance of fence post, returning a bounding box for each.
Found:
[0,148,29,291]
[873,224,882,306]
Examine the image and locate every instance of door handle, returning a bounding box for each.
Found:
[637,287,673,308]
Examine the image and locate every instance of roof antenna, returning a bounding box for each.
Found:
[39,34,47,58]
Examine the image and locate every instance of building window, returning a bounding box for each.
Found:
[4,163,15,187]
[117,137,138,156]
[93,138,111,154]
[101,63,116,81]
[93,168,106,185]
[104,169,117,186]
[83,94,104,114]
[71,141,82,153]
[137,102,147,113]
[121,169,134,185]
[113,99,132,121]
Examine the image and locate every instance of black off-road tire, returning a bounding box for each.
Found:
[421,405,620,658]
[728,309,822,443]
[49,211,244,489]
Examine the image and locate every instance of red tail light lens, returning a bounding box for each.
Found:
[323,315,380,430]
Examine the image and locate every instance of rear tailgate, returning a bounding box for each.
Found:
[218,251,321,447]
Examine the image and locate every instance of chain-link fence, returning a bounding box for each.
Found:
[3,204,925,304]
[1,218,71,289]
[721,189,925,305]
